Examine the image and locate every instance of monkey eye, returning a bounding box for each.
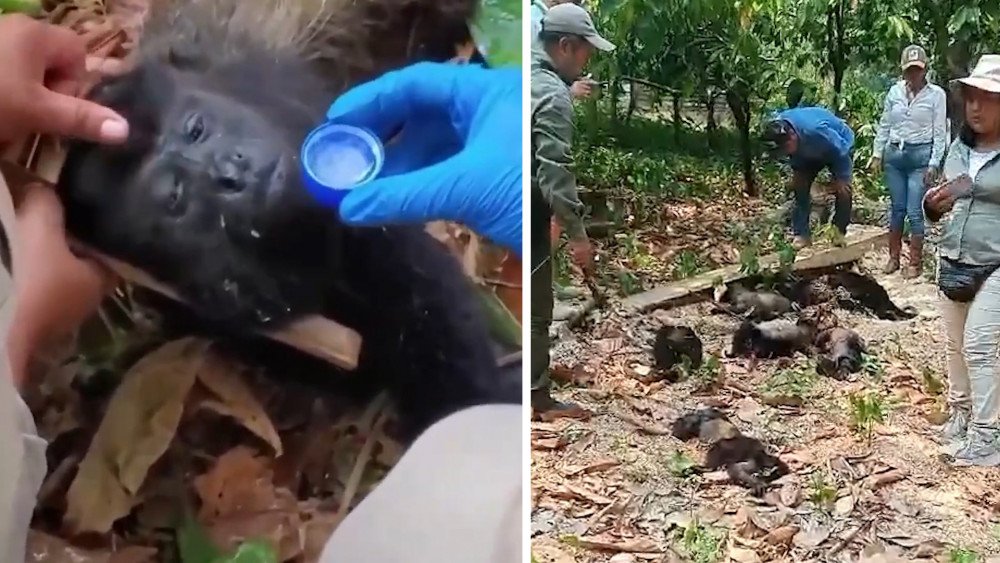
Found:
[183,113,206,143]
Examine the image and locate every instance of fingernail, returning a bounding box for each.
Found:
[100,118,129,143]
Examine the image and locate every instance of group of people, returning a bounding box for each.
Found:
[529,4,1000,466]
[764,46,1000,467]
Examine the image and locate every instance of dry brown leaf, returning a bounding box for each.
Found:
[729,547,762,563]
[867,469,907,489]
[562,459,620,476]
[763,525,799,547]
[732,506,768,539]
[576,536,661,553]
[26,530,157,562]
[792,523,831,549]
[194,446,279,519]
[64,337,211,534]
[196,348,283,455]
[555,484,613,505]
[778,481,802,507]
[532,542,578,563]
[533,436,569,450]
[300,510,345,563]
[834,494,855,516]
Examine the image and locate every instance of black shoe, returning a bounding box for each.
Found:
[531,389,590,421]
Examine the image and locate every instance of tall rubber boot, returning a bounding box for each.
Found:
[903,235,924,279]
[883,229,902,274]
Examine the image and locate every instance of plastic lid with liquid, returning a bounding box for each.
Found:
[300,122,385,209]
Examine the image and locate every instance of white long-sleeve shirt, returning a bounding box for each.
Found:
[872,80,948,168]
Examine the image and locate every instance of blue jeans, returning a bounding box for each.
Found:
[883,142,932,236]
[790,163,852,238]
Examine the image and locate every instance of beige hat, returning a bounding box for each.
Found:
[541,3,616,51]
[901,44,928,70]
[955,54,1000,94]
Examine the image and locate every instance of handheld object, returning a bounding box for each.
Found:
[938,174,974,200]
[300,122,385,209]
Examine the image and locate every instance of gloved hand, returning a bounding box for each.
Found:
[325,62,522,254]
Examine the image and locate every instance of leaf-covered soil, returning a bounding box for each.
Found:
[533,201,1000,563]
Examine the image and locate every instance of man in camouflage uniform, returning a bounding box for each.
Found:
[530,3,614,418]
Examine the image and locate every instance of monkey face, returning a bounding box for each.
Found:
[59,59,339,328]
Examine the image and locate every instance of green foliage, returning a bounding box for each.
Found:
[473,0,521,67]
[807,471,838,509]
[860,353,886,382]
[177,516,278,563]
[667,450,699,477]
[948,548,981,563]
[675,520,725,563]
[763,362,818,398]
[848,390,888,445]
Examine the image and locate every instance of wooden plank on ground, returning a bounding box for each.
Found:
[622,225,888,312]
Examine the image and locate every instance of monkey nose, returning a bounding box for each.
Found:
[213,160,245,192]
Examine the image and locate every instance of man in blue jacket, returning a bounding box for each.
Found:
[762,106,856,249]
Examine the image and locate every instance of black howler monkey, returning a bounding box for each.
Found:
[671,408,790,496]
[55,0,518,440]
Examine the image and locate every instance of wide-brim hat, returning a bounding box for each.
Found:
[954,54,1000,94]
[542,3,616,51]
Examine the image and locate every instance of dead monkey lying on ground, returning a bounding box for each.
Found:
[814,326,866,380]
[671,408,790,496]
[56,0,519,441]
[651,325,703,382]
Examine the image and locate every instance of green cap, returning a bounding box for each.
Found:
[541,3,616,52]
[901,44,928,70]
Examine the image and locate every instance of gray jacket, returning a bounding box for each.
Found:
[935,138,1000,265]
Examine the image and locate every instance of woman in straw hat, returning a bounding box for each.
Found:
[871,44,947,279]
[924,54,1000,467]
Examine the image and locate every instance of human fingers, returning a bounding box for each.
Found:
[36,22,89,80]
[29,87,129,144]
[338,153,465,226]
[326,62,490,139]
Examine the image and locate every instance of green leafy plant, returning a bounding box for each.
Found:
[948,547,980,563]
[763,362,818,399]
[848,391,888,446]
[675,520,725,563]
[807,471,838,510]
[667,450,699,477]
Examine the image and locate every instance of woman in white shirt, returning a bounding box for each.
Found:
[871,44,948,279]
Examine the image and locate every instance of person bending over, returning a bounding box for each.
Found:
[762,106,856,249]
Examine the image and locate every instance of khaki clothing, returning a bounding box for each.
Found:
[0,172,48,562]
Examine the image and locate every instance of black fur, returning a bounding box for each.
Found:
[825,271,917,321]
[715,283,792,321]
[671,408,789,496]
[652,325,703,382]
[728,318,815,359]
[56,1,519,441]
[814,327,865,381]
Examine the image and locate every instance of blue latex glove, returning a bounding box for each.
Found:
[325,62,522,255]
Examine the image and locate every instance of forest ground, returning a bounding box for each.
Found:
[531,196,1000,563]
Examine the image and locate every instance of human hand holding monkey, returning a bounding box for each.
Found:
[325,62,522,254]
[0,14,129,145]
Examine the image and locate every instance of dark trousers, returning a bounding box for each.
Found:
[790,163,852,237]
[530,188,553,392]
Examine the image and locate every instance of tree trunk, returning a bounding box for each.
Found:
[827,1,847,113]
[726,88,756,196]
[672,93,682,144]
[706,94,718,148]
[626,81,637,123]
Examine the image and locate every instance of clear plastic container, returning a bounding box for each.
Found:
[300,122,385,209]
